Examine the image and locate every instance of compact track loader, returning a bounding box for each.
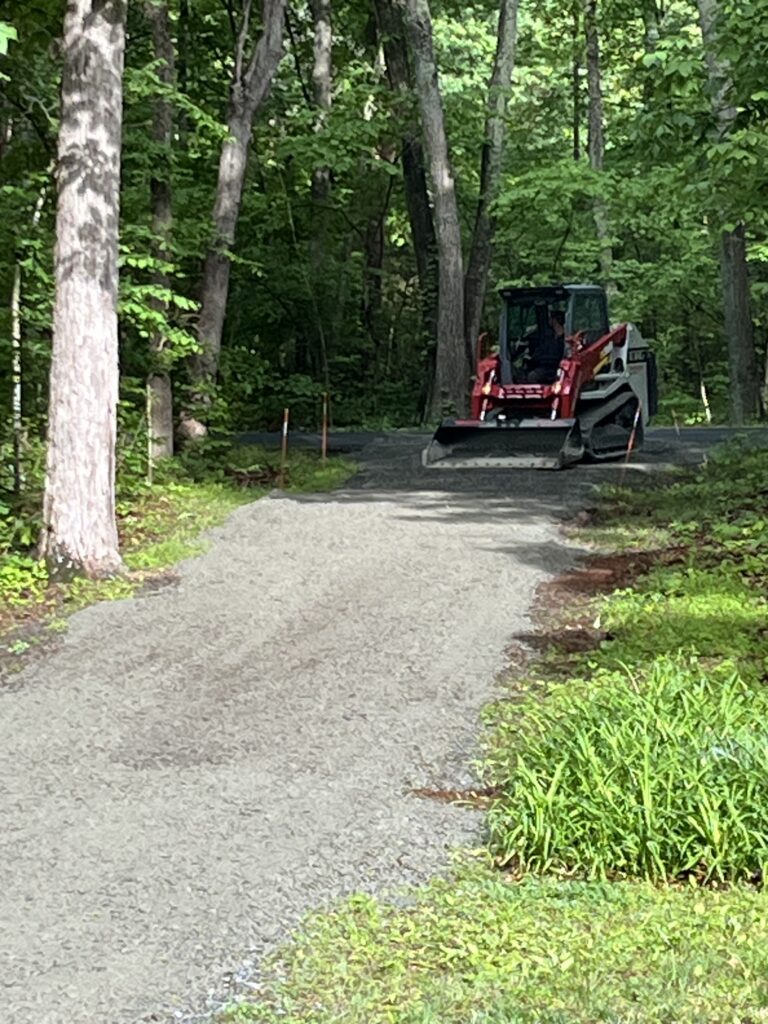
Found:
[423,284,658,470]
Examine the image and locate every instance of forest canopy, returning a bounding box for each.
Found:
[0,0,767,573]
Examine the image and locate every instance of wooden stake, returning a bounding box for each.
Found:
[146,382,154,487]
[620,401,642,486]
[280,407,290,487]
[321,392,329,463]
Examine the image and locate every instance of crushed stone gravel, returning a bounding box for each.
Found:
[0,429,717,1024]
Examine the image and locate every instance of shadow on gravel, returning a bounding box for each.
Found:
[287,426,768,524]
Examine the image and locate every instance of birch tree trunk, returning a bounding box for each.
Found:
[584,0,614,295]
[696,0,760,423]
[188,0,285,430]
[145,0,175,464]
[40,0,126,579]
[463,0,518,368]
[402,0,466,418]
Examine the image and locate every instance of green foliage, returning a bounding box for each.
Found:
[4,0,767,465]
[0,21,16,55]
[486,656,768,882]
[485,444,768,884]
[230,866,768,1023]
[0,554,47,608]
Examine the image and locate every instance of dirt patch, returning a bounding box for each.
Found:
[410,786,501,810]
[513,545,689,660]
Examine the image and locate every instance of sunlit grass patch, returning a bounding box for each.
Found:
[227,865,768,1024]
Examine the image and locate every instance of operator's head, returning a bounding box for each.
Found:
[550,309,565,335]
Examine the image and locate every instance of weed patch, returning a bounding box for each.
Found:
[486,655,768,882]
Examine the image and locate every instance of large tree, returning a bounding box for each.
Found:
[188,0,286,430]
[39,0,126,579]
[464,0,519,370]
[401,0,466,417]
[374,0,438,416]
[696,0,760,424]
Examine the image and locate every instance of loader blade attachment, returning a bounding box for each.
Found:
[422,418,584,470]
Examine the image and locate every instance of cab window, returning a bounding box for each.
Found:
[570,293,608,343]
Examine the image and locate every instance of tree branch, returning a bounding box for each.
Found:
[285,4,313,108]
[242,0,286,112]
[234,0,254,87]
[220,0,238,42]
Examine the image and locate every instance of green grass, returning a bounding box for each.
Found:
[486,655,768,882]
[227,864,768,1024]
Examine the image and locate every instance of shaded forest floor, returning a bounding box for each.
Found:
[227,443,768,1023]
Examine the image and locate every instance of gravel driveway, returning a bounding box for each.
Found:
[0,428,750,1023]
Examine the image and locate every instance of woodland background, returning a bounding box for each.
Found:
[1,0,767,500]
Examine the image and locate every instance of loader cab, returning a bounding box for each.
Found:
[497,283,607,385]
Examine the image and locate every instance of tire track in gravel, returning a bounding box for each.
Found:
[1,435,592,1024]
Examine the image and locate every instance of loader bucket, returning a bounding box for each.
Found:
[422,418,584,470]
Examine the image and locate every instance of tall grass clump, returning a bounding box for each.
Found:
[486,655,768,883]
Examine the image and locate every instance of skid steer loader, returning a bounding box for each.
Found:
[423,284,658,470]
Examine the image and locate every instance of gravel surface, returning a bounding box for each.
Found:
[0,428,757,1024]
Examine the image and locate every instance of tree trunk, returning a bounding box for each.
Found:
[362,175,394,357]
[373,0,438,380]
[642,0,661,54]
[9,173,50,495]
[696,0,760,423]
[463,0,518,370]
[402,0,466,418]
[11,261,22,495]
[190,0,285,425]
[145,0,175,464]
[195,109,250,385]
[584,0,614,295]
[309,0,333,390]
[572,2,581,160]
[719,224,759,422]
[310,0,332,205]
[40,0,126,579]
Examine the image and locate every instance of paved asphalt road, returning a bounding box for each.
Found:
[0,427,763,1024]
